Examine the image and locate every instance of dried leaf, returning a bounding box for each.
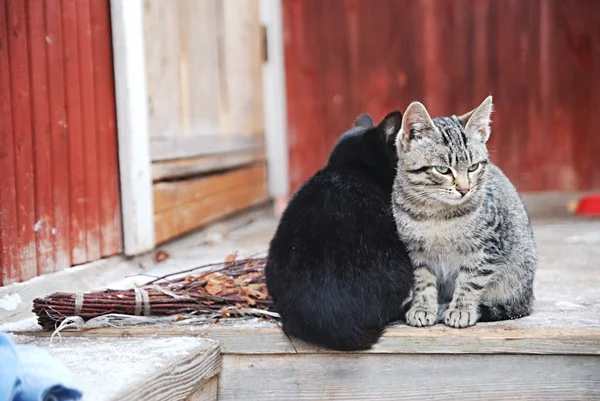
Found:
[206,284,223,295]
[224,251,237,266]
[154,250,170,262]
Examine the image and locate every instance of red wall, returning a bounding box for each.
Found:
[283,0,600,194]
[0,0,122,285]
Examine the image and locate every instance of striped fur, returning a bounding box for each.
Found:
[391,96,538,328]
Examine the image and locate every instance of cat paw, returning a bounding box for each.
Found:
[444,307,478,328]
[406,308,437,327]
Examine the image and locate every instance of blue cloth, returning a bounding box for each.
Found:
[0,333,83,401]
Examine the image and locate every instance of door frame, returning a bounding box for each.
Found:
[109,0,289,255]
[110,0,154,255]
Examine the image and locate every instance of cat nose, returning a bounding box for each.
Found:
[457,188,470,197]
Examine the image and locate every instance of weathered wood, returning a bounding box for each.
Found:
[187,376,218,401]
[152,149,266,182]
[150,135,264,162]
[219,354,600,400]
[18,325,600,357]
[178,0,221,138]
[90,0,123,258]
[6,0,37,280]
[0,0,21,285]
[12,336,220,401]
[110,0,155,255]
[220,0,264,137]
[115,339,220,401]
[62,0,87,264]
[153,163,269,243]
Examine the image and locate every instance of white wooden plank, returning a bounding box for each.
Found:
[110,0,155,255]
[151,148,266,182]
[219,0,264,137]
[143,0,182,140]
[178,0,222,137]
[150,135,264,161]
[219,354,600,400]
[260,0,290,198]
[12,335,220,401]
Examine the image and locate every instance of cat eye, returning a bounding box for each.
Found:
[468,163,480,172]
[434,166,451,174]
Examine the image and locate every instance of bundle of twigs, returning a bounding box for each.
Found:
[32,256,276,330]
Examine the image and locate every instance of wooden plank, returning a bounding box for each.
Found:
[219,354,600,400]
[177,0,221,138]
[45,0,71,271]
[90,0,123,257]
[187,376,218,401]
[61,0,87,264]
[154,165,269,244]
[0,0,19,285]
[20,325,600,357]
[153,163,267,212]
[7,0,37,281]
[110,0,155,256]
[220,0,264,137]
[152,148,266,182]
[150,135,265,162]
[26,0,55,275]
[75,0,101,262]
[115,339,221,401]
[143,0,182,141]
[259,0,290,198]
[12,336,220,401]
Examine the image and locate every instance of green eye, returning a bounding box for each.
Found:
[468,163,480,172]
[434,166,451,174]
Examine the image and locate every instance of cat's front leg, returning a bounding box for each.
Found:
[405,265,438,327]
[444,265,494,328]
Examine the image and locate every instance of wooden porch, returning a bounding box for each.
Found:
[6,201,600,400]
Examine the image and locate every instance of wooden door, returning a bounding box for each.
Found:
[283,0,600,193]
[0,0,122,285]
[142,0,269,244]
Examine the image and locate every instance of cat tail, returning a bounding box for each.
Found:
[282,319,385,351]
[478,300,533,322]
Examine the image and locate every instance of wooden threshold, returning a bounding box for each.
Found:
[19,325,600,356]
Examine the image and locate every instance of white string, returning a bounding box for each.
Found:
[74,293,84,315]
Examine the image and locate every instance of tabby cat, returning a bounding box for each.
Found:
[391,96,538,328]
[266,112,414,350]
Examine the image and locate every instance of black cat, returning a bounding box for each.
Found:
[265,112,414,351]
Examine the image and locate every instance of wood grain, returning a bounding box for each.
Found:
[6,0,37,281]
[0,0,20,285]
[219,354,600,400]
[26,0,55,276]
[62,0,87,264]
[153,164,269,244]
[90,0,123,257]
[116,340,221,401]
[283,0,600,193]
[20,325,600,357]
[0,0,122,283]
[151,148,266,182]
[45,0,71,271]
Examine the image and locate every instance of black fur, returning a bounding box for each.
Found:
[265,112,414,351]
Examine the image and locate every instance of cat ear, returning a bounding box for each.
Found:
[458,95,493,142]
[354,113,375,129]
[396,101,435,151]
[377,111,403,142]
